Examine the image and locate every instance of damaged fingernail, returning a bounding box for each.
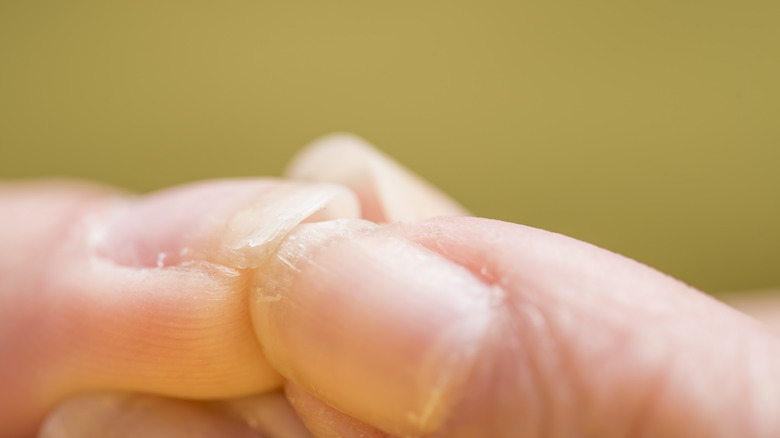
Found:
[95,179,360,269]
[216,182,359,269]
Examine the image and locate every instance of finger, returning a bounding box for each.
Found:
[250,219,494,436]
[38,393,260,438]
[39,391,313,438]
[397,217,780,437]
[285,133,468,222]
[285,382,389,438]
[250,216,780,437]
[0,179,358,437]
[227,392,314,438]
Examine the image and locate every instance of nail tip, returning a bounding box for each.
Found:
[218,183,360,268]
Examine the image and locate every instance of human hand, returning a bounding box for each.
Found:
[2,135,780,438]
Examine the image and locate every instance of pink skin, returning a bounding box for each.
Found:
[396,218,780,437]
[2,138,780,437]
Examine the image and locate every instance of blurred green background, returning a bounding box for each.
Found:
[1,1,778,292]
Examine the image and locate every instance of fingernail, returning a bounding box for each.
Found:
[95,179,360,269]
[250,219,496,436]
[214,181,359,269]
[286,134,468,222]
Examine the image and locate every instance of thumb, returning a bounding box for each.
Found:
[250,216,780,438]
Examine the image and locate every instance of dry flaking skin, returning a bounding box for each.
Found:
[249,219,499,437]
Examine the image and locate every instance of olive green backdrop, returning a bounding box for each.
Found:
[2,1,778,292]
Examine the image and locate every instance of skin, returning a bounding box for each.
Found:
[2,135,780,438]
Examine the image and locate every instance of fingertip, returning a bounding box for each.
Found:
[250,219,495,436]
[228,391,314,438]
[285,382,391,438]
[0,179,361,436]
[286,134,468,222]
[38,394,260,438]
